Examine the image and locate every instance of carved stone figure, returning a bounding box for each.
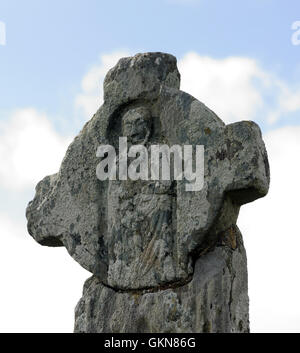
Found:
[107,106,178,289]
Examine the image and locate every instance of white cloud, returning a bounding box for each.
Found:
[0,108,71,190]
[0,213,89,333]
[0,108,87,332]
[179,53,265,123]
[238,126,300,332]
[75,51,131,120]
[178,52,300,125]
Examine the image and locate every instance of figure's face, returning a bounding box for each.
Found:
[122,110,149,144]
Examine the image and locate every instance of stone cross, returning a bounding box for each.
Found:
[26,52,270,333]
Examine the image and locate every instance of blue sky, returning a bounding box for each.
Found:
[1,0,300,127]
[1,0,300,333]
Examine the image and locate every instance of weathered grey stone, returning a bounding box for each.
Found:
[26,52,270,332]
[75,226,249,333]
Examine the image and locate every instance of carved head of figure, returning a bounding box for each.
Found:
[122,107,151,144]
